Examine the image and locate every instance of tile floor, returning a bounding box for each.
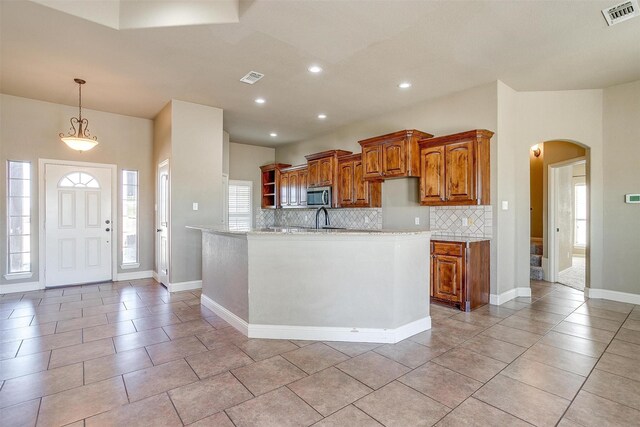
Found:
[1,278,639,426]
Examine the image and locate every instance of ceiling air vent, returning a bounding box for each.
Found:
[602,0,639,26]
[240,71,264,85]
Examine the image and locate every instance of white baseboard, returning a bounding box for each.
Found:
[115,270,154,281]
[167,280,202,293]
[585,288,640,305]
[201,294,249,336]
[200,294,430,344]
[490,287,532,305]
[152,271,160,282]
[0,281,44,294]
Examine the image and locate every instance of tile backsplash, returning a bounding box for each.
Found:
[256,205,492,238]
[256,208,383,230]
[429,206,493,238]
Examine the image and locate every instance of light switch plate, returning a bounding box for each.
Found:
[414,217,420,225]
[501,201,509,210]
[192,202,199,211]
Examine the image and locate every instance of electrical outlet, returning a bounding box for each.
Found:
[415,217,420,225]
[462,217,468,227]
[304,215,308,221]
[364,217,370,224]
[501,200,509,210]
[192,202,199,211]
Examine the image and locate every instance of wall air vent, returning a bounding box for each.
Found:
[240,71,265,84]
[602,0,639,26]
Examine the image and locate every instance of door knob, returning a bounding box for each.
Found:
[105,228,111,232]
[105,220,110,224]
[157,229,162,232]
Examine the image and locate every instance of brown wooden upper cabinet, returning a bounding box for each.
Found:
[358,130,433,180]
[260,163,291,209]
[279,165,308,208]
[337,154,382,208]
[418,129,493,206]
[305,150,352,187]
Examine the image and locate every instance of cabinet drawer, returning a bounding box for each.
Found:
[431,241,464,256]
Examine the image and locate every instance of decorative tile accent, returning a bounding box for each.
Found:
[258,208,383,230]
[429,206,492,238]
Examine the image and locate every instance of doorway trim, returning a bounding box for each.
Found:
[154,159,170,285]
[547,156,587,284]
[38,159,118,287]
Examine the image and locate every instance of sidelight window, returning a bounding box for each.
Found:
[122,170,139,267]
[6,161,32,276]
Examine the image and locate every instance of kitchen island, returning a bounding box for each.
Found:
[188,226,431,343]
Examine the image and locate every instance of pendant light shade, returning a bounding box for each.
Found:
[59,78,99,152]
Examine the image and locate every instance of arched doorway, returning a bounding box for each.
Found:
[529,140,590,291]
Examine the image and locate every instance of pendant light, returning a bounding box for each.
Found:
[59,78,99,152]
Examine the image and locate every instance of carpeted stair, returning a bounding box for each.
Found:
[530,240,543,280]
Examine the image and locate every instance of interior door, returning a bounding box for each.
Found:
[555,164,574,273]
[45,164,112,287]
[156,161,170,285]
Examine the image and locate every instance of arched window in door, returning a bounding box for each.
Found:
[58,172,100,188]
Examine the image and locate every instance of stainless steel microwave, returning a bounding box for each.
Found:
[306,186,332,207]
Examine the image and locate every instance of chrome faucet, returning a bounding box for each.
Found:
[315,207,330,229]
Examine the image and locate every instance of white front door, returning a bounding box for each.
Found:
[156,161,170,285]
[45,164,112,287]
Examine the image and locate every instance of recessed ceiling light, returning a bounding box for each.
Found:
[398,82,412,89]
[317,114,327,119]
[270,132,278,137]
[308,65,323,73]
[254,98,266,104]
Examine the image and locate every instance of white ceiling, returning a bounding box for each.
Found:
[1,0,639,147]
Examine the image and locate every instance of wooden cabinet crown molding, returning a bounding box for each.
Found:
[418,129,493,206]
[358,129,433,180]
[304,149,353,162]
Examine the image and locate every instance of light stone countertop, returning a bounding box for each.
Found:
[187,225,432,236]
[431,235,491,243]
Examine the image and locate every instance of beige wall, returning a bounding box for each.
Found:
[229,142,275,218]
[602,80,640,294]
[0,94,154,287]
[152,100,225,285]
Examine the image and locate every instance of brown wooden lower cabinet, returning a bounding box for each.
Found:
[430,239,490,312]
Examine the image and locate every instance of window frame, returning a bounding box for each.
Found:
[121,169,139,269]
[5,160,33,279]
[228,180,253,231]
